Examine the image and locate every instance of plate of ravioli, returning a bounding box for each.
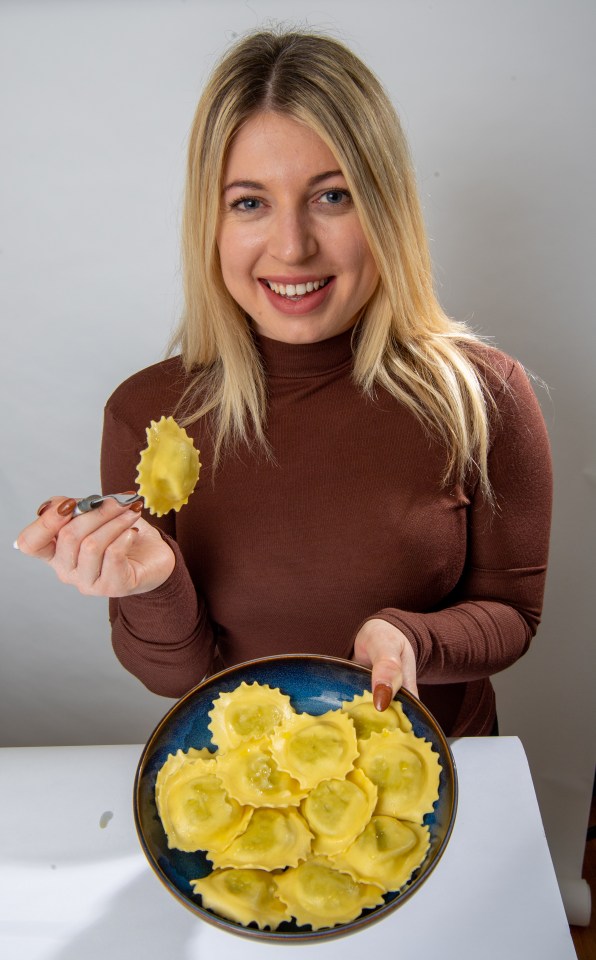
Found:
[134,654,457,942]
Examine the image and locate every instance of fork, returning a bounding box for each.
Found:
[73,493,143,516]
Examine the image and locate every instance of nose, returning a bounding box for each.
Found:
[268,206,318,264]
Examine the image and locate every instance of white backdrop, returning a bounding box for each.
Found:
[1,0,594,926]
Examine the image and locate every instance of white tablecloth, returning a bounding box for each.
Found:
[0,737,577,959]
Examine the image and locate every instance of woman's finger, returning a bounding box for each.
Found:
[50,498,143,582]
[15,493,173,598]
[352,617,419,707]
[82,520,175,597]
[62,504,144,588]
[14,497,78,561]
[74,524,141,596]
[370,657,403,710]
[370,650,418,703]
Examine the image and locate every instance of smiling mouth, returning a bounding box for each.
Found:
[262,277,332,300]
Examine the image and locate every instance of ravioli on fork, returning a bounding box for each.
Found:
[136,416,201,516]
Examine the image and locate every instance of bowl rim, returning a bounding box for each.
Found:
[133,653,458,942]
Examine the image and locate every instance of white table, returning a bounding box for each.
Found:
[0,738,577,959]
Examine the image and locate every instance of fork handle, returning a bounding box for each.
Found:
[73,493,142,516]
[73,495,103,516]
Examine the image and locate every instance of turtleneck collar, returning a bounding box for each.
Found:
[254,326,355,378]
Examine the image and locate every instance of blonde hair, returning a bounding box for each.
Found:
[171,28,496,496]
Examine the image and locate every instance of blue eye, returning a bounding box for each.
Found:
[320,189,351,205]
[231,196,262,211]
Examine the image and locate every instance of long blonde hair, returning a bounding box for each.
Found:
[171,28,496,496]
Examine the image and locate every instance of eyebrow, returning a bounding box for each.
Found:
[222,169,345,194]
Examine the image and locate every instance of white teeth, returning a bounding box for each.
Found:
[266,278,328,297]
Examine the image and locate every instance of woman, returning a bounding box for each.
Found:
[15,29,552,736]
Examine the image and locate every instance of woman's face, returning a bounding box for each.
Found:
[217,112,379,344]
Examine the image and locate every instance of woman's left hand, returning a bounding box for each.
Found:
[352,618,418,710]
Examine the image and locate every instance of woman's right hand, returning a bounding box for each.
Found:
[14,496,175,597]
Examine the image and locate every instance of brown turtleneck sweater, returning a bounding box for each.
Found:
[101,329,552,736]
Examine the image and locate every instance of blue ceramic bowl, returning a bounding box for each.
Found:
[134,654,457,942]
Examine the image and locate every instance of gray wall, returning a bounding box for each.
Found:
[1,0,594,924]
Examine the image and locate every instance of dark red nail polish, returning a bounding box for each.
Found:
[36,500,52,517]
[129,500,143,513]
[57,498,77,517]
[373,683,393,711]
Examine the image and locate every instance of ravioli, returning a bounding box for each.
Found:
[330,816,430,892]
[341,690,413,739]
[355,728,441,822]
[135,415,201,517]
[216,737,307,807]
[191,869,290,930]
[156,755,252,853]
[155,747,214,810]
[269,710,358,790]
[208,682,295,752]
[154,681,444,931]
[301,769,377,856]
[274,856,384,930]
[208,807,313,871]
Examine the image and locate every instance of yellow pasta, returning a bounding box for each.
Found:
[274,857,384,930]
[155,747,214,811]
[136,415,201,517]
[341,689,413,739]
[190,869,290,930]
[155,681,443,931]
[269,710,359,790]
[207,807,313,871]
[354,728,441,822]
[208,681,294,752]
[216,737,307,807]
[330,816,430,892]
[301,769,377,856]
[156,756,252,853]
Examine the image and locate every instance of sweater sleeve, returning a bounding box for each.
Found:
[100,405,215,697]
[369,360,553,683]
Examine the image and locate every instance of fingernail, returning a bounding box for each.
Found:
[13,539,20,551]
[57,498,77,517]
[130,526,139,533]
[36,500,52,517]
[373,683,393,712]
[123,490,137,495]
[129,500,143,513]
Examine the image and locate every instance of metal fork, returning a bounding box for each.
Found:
[73,493,143,516]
